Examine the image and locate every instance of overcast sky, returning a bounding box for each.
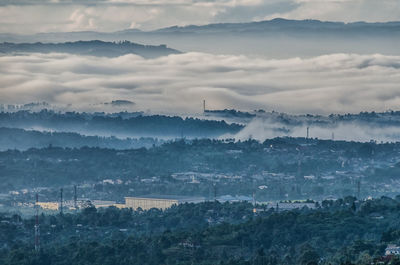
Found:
[1,0,400,34]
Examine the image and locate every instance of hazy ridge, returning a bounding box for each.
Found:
[0,40,180,58]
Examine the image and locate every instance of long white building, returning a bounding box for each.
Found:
[124,196,205,210]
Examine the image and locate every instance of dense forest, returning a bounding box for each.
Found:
[0,137,399,199]
[0,110,242,138]
[0,127,164,150]
[2,197,400,264]
[0,40,180,58]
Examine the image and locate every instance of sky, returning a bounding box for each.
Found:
[0,0,400,34]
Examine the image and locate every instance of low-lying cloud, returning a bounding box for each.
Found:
[1,52,400,115]
[233,119,400,143]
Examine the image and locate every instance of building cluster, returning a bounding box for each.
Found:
[36,196,205,212]
[0,102,49,112]
[124,196,204,210]
[171,172,242,183]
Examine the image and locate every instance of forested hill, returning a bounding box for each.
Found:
[0,127,164,151]
[0,40,181,58]
[1,197,400,265]
[0,110,242,139]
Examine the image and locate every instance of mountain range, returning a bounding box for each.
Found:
[152,18,400,34]
[1,18,398,57]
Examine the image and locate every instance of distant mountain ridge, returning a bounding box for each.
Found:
[155,18,400,34]
[1,18,399,43]
[0,40,181,58]
[1,18,399,58]
[2,18,400,37]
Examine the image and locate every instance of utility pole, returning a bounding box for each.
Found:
[35,193,40,252]
[306,127,310,139]
[213,183,217,201]
[60,188,63,215]
[252,191,256,215]
[74,185,77,210]
[203,100,206,113]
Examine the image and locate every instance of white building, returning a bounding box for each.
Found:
[124,196,204,211]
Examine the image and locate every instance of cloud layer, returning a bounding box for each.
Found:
[1,52,400,115]
[263,0,400,23]
[0,0,399,34]
[233,119,400,143]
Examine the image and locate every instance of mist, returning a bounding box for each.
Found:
[233,118,400,143]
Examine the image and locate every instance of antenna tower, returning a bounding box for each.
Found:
[34,193,40,251]
[213,183,217,201]
[74,185,77,210]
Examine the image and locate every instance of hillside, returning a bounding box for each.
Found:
[0,127,164,151]
[1,197,400,265]
[0,40,181,58]
[0,110,242,139]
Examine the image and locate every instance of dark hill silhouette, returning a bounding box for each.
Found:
[0,40,181,58]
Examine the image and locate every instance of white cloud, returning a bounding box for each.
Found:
[265,0,400,22]
[232,118,400,143]
[0,3,224,33]
[0,0,398,34]
[1,52,400,115]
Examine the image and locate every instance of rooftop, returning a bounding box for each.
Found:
[125,195,205,203]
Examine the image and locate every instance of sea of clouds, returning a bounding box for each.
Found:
[1,52,400,115]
